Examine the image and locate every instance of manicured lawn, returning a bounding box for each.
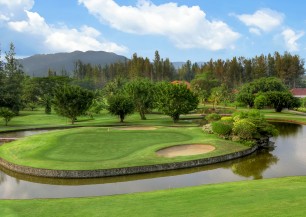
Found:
[1,176,306,217]
[0,126,247,170]
[0,109,199,133]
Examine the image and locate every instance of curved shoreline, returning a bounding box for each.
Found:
[0,145,258,178]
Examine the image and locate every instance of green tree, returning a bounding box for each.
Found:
[190,72,219,104]
[155,82,199,122]
[0,107,15,126]
[124,78,155,120]
[53,85,94,124]
[237,77,287,108]
[22,77,41,111]
[209,87,223,109]
[265,91,300,112]
[107,93,134,122]
[0,43,25,114]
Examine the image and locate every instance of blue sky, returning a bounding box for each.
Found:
[1,0,306,62]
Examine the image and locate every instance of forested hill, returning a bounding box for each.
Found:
[17,51,128,77]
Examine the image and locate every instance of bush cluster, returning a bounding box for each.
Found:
[204,109,278,146]
[211,120,233,138]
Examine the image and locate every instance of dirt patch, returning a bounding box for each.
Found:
[156,144,215,158]
[113,127,157,131]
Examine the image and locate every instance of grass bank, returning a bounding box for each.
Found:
[0,109,198,133]
[1,176,306,217]
[0,127,247,170]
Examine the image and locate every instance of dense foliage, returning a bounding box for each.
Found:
[0,43,25,114]
[155,82,199,122]
[53,85,94,124]
[124,78,155,120]
[208,110,278,146]
[0,107,15,126]
[107,93,135,122]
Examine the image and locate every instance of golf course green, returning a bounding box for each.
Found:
[0,126,248,170]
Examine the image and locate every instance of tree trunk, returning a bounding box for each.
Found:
[172,114,180,123]
[120,114,125,122]
[140,111,146,120]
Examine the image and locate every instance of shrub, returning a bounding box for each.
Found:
[233,119,256,140]
[211,120,233,137]
[202,123,213,134]
[0,107,15,126]
[205,113,221,122]
[221,116,233,121]
[297,107,306,113]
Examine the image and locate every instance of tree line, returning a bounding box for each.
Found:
[0,42,305,125]
[179,52,305,89]
[73,51,176,89]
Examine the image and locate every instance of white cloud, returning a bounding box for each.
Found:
[0,0,34,21]
[249,28,261,36]
[235,8,284,34]
[8,11,127,53]
[1,0,127,54]
[78,0,240,50]
[281,28,304,52]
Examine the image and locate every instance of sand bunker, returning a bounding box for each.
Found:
[113,126,157,131]
[156,144,215,158]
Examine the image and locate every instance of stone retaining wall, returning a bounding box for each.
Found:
[0,138,17,142]
[0,146,258,178]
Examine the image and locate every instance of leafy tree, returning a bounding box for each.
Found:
[190,72,219,104]
[53,85,94,124]
[0,107,15,126]
[0,43,25,114]
[265,91,300,112]
[155,82,199,122]
[22,77,40,111]
[236,77,287,108]
[103,77,127,97]
[209,87,223,109]
[86,90,106,118]
[124,78,155,120]
[107,93,134,122]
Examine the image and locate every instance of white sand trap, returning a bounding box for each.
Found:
[156,144,215,158]
[113,126,157,130]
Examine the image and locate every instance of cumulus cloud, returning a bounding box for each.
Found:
[235,8,284,35]
[281,28,304,52]
[0,0,34,21]
[1,0,127,54]
[78,0,240,50]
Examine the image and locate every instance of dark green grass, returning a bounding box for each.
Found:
[0,127,247,170]
[1,176,306,217]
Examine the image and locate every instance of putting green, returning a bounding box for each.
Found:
[0,127,248,170]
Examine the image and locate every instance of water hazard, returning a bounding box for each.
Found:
[0,122,305,199]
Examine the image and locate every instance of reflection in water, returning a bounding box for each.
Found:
[231,149,278,179]
[0,123,305,199]
[270,122,302,137]
[0,171,6,184]
[0,130,51,138]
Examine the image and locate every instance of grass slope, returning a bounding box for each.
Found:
[0,127,247,170]
[1,176,306,217]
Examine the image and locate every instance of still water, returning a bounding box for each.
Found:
[0,123,305,199]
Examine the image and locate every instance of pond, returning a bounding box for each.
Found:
[0,122,305,199]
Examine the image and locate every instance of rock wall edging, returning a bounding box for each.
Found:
[0,146,258,178]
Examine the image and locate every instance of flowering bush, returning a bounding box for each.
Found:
[233,119,256,140]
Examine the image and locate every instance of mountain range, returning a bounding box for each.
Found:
[17,50,128,77]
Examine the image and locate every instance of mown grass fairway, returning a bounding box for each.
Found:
[1,176,306,217]
[0,126,248,170]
